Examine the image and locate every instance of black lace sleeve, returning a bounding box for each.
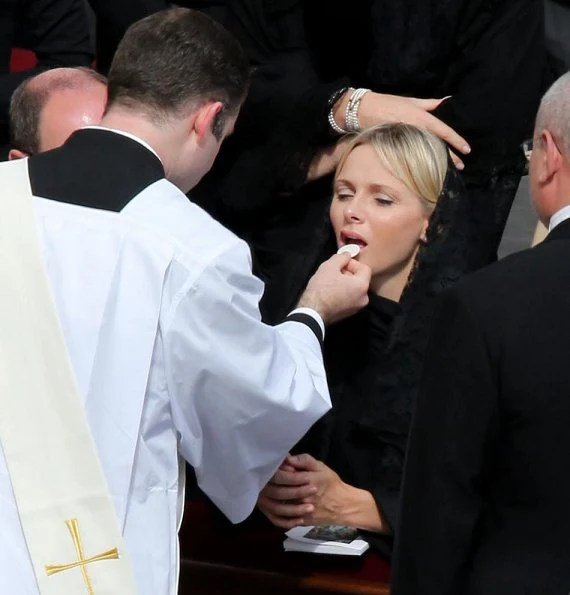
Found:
[356,148,527,505]
[357,161,468,439]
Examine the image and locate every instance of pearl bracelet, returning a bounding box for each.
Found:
[345,88,370,133]
[328,108,348,135]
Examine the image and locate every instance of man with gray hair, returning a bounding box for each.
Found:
[8,67,107,159]
[391,71,570,595]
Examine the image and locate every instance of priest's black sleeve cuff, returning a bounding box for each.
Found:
[284,312,324,348]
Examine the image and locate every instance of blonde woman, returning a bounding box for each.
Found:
[257,123,467,556]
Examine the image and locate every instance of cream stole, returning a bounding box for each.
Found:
[0,159,137,594]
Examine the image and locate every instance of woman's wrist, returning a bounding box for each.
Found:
[329,88,353,134]
[336,484,388,534]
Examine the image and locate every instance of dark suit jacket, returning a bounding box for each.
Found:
[391,218,570,595]
[0,0,93,153]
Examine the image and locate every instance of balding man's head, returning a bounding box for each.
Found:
[9,67,107,159]
[529,72,570,226]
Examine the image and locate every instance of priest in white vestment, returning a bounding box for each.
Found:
[0,9,371,595]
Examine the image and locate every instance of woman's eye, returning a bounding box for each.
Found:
[375,196,394,206]
[336,193,353,201]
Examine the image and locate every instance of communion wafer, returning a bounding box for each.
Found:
[337,244,361,258]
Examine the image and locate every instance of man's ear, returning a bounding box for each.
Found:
[8,148,28,160]
[193,101,223,143]
[538,129,562,184]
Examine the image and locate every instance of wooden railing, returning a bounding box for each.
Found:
[179,499,391,595]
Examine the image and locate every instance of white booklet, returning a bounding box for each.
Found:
[283,525,370,556]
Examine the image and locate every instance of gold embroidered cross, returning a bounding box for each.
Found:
[45,519,119,595]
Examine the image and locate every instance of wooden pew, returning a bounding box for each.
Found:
[179,499,391,594]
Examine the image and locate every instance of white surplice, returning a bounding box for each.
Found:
[0,171,331,595]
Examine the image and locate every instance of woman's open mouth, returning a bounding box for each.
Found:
[340,231,368,250]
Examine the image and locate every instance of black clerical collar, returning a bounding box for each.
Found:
[83,126,163,165]
[29,128,166,212]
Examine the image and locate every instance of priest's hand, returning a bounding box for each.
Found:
[298,253,371,325]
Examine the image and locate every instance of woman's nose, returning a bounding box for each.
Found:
[344,201,363,222]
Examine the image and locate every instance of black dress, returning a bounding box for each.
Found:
[294,293,402,556]
[291,162,472,558]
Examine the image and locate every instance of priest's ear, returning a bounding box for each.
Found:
[8,148,28,160]
[193,101,225,143]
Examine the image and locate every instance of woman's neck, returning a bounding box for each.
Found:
[370,253,418,302]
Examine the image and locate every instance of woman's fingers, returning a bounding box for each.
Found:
[360,93,471,157]
[409,96,452,111]
[263,482,318,502]
[271,468,313,486]
[258,494,314,524]
[449,149,464,170]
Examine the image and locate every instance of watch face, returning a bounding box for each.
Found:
[329,87,348,107]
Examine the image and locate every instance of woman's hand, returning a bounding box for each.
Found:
[283,454,351,526]
[257,459,319,530]
[257,454,353,528]
[306,137,351,182]
[258,454,389,533]
[332,91,470,169]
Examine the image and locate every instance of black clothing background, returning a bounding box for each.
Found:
[221,0,544,192]
[294,293,401,556]
[84,6,550,561]
[188,0,547,321]
[545,0,570,77]
[87,0,227,74]
[0,0,93,156]
[392,219,570,595]
[84,0,546,321]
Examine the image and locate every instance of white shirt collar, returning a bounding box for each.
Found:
[548,205,570,232]
[81,126,163,165]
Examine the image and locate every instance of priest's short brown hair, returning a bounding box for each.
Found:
[107,7,250,140]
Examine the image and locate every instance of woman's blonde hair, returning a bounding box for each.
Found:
[335,123,449,210]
